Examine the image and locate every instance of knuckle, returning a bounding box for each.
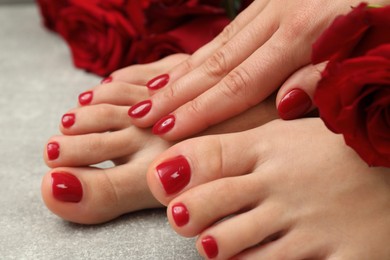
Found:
[221,68,252,102]
[179,56,196,73]
[218,22,236,46]
[204,50,229,78]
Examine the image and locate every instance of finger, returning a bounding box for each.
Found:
[276,62,327,120]
[129,4,280,130]
[152,28,308,140]
[110,53,189,85]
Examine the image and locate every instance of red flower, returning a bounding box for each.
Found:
[36,0,232,76]
[312,3,390,63]
[55,1,137,76]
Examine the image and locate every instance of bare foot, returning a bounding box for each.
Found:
[42,54,278,224]
[147,118,390,259]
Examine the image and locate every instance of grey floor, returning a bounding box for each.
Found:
[0,4,200,259]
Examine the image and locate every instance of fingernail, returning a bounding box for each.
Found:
[278,88,312,120]
[62,113,75,128]
[128,100,152,118]
[146,74,169,90]
[152,115,175,135]
[156,155,191,195]
[47,142,60,160]
[78,91,93,105]
[101,76,112,84]
[172,203,189,227]
[51,172,83,203]
[202,235,218,259]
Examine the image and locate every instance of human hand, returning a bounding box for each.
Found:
[126,0,387,141]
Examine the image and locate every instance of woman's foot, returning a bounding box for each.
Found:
[42,54,278,224]
[146,118,390,259]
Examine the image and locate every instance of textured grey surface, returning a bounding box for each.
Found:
[0,4,200,259]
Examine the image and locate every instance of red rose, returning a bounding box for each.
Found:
[312,3,390,64]
[36,0,69,30]
[132,15,229,64]
[314,44,390,167]
[56,1,138,76]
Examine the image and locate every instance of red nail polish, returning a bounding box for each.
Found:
[156,155,191,195]
[202,236,218,259]
[47,142,60,160]
[62,113,75,128]
[51,172,83,203]
[172,203,189,227]
[128,100,152,118]
[278,88,312,120]
[78,91,93,105]
[152,115,175,135]
[146,74,169,90]
[101,76,112,84]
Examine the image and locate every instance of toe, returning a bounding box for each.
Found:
[146,129,262,205]
[166,175,269,237]
[45,127,150,168]
[77,82,148,107]
[60,104,131,135]
[41,163,162,224]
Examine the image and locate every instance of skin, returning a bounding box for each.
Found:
[146,118,390,259]
[126,0,390,141]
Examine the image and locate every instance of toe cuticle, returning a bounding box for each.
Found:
[156,155,191,195]
[202,235,218,259]
[78,91,93,106]
[47,142,60,160]
[51,172,83,203]
[172,203,189,227]
[62,113,75,128]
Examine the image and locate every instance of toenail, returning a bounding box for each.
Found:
[51,172,83,203]
[152,115,175,135]
[47,142,60,160]
[278,88,312,120]
[172,203,189,227]
[202,235,218,259]
[128,100,152,118]
[78,91,93,105]
[156,155,191,195]
[146,74,169,90]
[62,113,75,128]
[100,76,112,84]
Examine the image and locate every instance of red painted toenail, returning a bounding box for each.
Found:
[172,203,189,227]
[101,76,112,84]
[51,172,83,203]
[47,142,60,160]
[78,91,93,105]
[278,88,312,120]
[62,113,75,128]
[146,74,169,90]
[202,235,218,259]
[128,100,152,118]
[152,115,175,135]
[156,155,191,195]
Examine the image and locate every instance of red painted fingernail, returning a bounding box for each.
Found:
[62,113,75,128]
[78,91,93,105]
[47,142,60,160]
[146,74,169,90]
[156,155,191,195]
[101,76,112,84]
[278,88,312,120]
[128,100,152,118]
[202,235,218,259]
[152,115,175,135]
[51,172,83,203]
[172,203,189,227]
